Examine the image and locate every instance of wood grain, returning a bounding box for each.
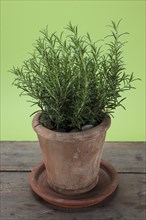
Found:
[1,172,145,220]
[1,142,146,220]
[1,141,145,173]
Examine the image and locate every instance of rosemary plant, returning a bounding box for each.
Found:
[11,21,139,131]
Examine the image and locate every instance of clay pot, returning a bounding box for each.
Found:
[32,113,111,195]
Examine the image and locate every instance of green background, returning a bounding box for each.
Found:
[1,0,145,141]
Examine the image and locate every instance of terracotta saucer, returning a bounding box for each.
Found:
[29,160,119,208]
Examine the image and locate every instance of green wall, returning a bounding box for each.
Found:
[1,0,145,141]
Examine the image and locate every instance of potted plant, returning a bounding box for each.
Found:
[11,21,139,200]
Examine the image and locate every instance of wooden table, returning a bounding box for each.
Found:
[1,142,146,220]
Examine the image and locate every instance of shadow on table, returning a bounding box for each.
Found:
[30,187,119,213]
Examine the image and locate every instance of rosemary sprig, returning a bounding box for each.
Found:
[10,21,140,130]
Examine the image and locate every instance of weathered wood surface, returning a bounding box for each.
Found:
[0,142,146,220]
[1,141,145,173]
[1,172,145,220]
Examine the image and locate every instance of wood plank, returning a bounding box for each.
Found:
[1,172,145,220]
[1,141,145,173]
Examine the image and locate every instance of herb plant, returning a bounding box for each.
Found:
[11,21,139,131]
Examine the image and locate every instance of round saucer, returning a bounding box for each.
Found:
[29,160,119,208]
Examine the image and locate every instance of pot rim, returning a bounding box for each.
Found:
[32,112,111,142]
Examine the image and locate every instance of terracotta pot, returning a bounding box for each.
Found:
[32,113,111,195]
